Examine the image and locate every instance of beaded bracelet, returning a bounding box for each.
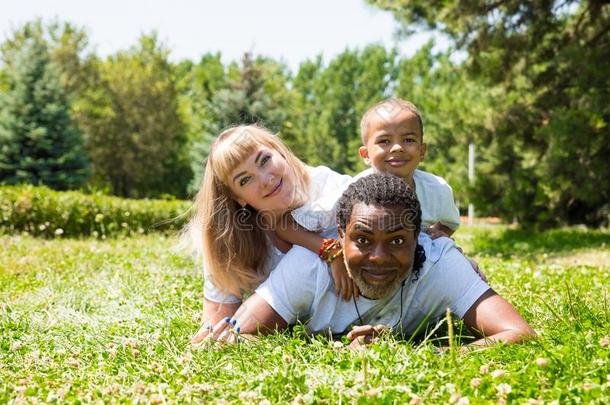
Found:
[318,238,342,263]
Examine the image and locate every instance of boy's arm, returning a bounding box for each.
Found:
[276,214,324,253]
[276,214,358,301]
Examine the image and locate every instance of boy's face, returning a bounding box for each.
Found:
[339,203,416,300]
[359,109,426,181]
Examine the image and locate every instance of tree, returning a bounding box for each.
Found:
[189,52,291,192]
[0,19,95,101]
[370,0,610,227]
[285,45,397,175]
[0,38,88,189]
[74,33,190,198]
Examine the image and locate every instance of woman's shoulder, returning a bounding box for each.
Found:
[304,165,352,205]
[306,165,352,186]
[292,166,352,232]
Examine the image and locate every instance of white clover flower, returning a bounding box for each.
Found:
[496,383,512,396]
[456,397,470,405]
[54,228,64,235]
[491,369,507,379]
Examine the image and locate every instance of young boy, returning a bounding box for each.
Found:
[356,98,460,237]
[276,98,461,300]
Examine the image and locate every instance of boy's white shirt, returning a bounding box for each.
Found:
[292,167,461,232]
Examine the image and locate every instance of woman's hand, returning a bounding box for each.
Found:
[190,299,240,344]
[331,258,359,301]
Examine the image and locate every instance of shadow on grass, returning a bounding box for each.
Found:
[470,227,610,257]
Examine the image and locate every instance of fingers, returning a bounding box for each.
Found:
[346,325,377,341]
[190,324,211,344]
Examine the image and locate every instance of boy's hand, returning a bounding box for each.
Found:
[424,222,453,239]
[331,258,360,301]
[466,257,488,283]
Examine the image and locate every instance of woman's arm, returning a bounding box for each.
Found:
[191,298,241,344]
[462,289,536,346]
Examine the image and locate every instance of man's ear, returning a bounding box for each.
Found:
[338,227,345,241]
[236,198,246,208]
[358,146,371,166]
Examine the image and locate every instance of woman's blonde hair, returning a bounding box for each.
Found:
[190,125,310,298]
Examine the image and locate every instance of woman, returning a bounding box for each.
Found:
[189,125,351,343]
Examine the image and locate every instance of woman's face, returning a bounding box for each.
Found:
[228,146,297,214]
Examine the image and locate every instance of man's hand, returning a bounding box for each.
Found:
[331,258,359,301]
[346,324,389,349]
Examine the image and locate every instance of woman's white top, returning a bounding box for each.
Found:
[203,165,352,304]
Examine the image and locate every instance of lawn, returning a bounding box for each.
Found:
[1,226,609,403]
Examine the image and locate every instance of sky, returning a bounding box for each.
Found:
[1,0,450,72]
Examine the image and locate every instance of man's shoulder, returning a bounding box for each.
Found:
[275,245,329,278]
[418,233,456,267]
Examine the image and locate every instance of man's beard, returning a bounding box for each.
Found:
[343,255,404,300]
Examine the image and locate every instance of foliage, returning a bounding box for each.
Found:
[284,45,397,175]
[368,0,610,227]
[74,33,191,198]
[0,37,89,189]
[1,14,607,227]
[0,185,189,238]
[0,18,94,99]
[189,53,292,192]
[1,227,609,402]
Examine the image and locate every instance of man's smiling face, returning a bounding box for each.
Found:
[340,203,416,300]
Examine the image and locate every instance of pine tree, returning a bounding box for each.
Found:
[0,38,88,189]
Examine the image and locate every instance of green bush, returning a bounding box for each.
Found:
[0,185,191,238]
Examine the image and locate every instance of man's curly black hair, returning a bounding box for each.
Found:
[336,173,426,281]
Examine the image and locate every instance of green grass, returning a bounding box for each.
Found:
[1,227,609,403]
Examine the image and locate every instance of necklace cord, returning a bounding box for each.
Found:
[351,279,406,331]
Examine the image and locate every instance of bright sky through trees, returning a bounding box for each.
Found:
[1,0,448,71]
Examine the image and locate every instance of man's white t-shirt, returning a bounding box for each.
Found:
[255,233,490,336]
[204,165,352,304]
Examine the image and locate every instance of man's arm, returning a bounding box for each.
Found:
[462,289,536,346]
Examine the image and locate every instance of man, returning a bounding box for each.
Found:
[207,174,534,346]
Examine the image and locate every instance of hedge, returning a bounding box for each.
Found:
[0,185,191,238]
